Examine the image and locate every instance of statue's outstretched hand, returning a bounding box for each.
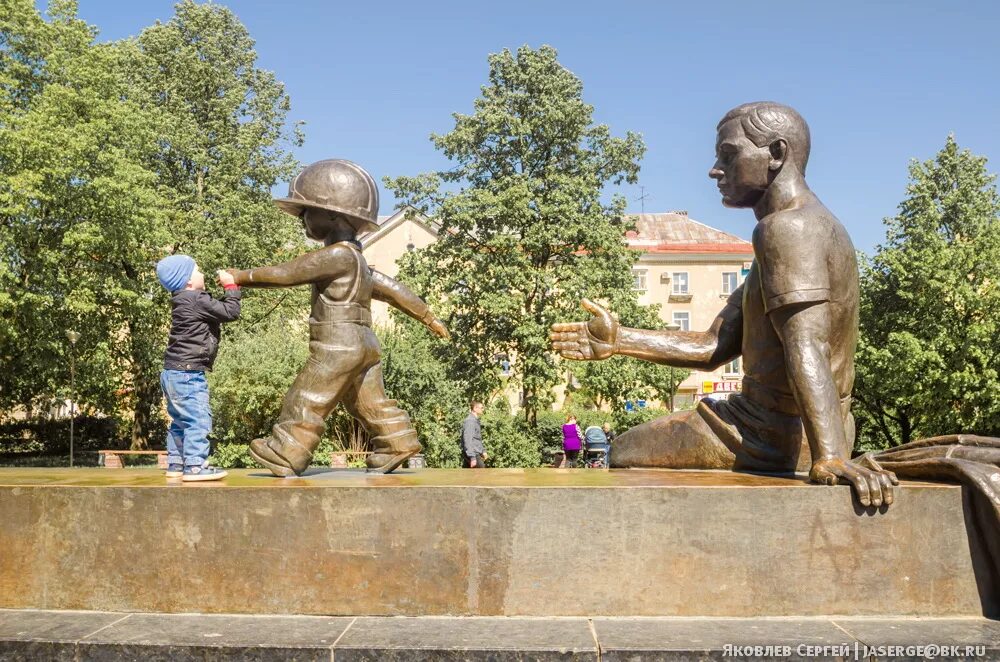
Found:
[810,457,899,508]
[549,298,618,361]
[428,318,450,340]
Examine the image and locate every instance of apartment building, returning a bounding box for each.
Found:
[627,212,754,406]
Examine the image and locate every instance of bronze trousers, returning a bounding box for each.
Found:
[270,323,419,466]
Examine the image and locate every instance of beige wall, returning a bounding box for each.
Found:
[632,252,753,402]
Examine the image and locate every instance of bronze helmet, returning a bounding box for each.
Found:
[273,159,380,233]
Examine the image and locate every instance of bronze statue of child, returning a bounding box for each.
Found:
[228,159,449,476]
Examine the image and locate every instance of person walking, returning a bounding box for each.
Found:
[562,415,583,467]
[461,401,487,468]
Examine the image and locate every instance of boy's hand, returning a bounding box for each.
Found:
[217,270,236,287]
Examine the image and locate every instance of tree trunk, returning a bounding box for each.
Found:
[899,414,913,447]
[130,371,159,450]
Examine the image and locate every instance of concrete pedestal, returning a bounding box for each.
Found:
[0,467,994,617]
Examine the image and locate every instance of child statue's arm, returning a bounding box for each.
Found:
[371,270,449,339]
[229,246,349,288]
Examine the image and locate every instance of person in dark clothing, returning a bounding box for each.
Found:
[461,401,487,468]
[157,255,241,482]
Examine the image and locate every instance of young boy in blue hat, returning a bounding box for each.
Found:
[156,255,241,481]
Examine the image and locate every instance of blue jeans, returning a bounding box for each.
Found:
[160,370,212,468]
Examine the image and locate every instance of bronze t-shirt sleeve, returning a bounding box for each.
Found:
[753,216,831,313]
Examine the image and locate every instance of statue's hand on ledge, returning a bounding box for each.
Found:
[549,298,618,361]
[810,457,899,508]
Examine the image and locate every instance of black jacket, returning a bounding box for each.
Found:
[163,288,241,371]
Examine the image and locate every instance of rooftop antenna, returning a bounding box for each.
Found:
[635,185,651,213]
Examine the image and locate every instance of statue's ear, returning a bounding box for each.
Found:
[768,139,787,171]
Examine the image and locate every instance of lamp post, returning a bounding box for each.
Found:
[65,330,80,467]
[664,322,681,412]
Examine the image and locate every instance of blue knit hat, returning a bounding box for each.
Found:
[156,255,196,292]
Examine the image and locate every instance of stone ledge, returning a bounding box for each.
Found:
[1,610,999,661]
[0,468,994,617]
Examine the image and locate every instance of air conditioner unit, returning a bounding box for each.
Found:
[659,273,671,283]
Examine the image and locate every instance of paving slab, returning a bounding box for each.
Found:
[834,618,1000,661]
[0,609,126,641]
[76,612,351,662]
[2,610,1000,661]
[594,617,857,661]
[0,609,125,662]
[332,616,597,661]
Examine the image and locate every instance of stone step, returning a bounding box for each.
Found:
[1,609,999,661]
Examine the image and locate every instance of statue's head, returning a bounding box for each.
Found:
[274,159,380,238]
[709,102,810,208]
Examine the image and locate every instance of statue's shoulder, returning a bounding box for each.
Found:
[315,241,362,261]
[754,202,843,247]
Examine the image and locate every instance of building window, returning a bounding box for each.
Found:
[724,357,741,375]
[632,269,647,292]
[672,311,690,331]
[672,272,689,295]
[722,272,738,295]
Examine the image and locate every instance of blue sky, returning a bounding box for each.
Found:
[59,0,1000,254]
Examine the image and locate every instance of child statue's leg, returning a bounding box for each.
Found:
[251,352,361,477]
[344,361,421,474]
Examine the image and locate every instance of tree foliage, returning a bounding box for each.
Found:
[379,315,466,467]
[854,136,1000,448]
[0,0,303,447]
[386,45,649,424]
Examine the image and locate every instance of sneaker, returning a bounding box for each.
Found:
[165,464,184,478]
[181,465,228,482]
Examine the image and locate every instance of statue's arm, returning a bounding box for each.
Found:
[372,270,450,339]
[230,246,349,288]
[770,299,897,506]
[768,302,845,461]
[616,288,743,369]
[371,270,430,321]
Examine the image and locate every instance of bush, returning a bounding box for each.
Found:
[209,319,310,445]
[611,406,670,434]
[0,417,118,455]
[481,402,542,468]
[209,442,256,468]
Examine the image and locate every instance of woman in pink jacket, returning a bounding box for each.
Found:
[561,415,583,467]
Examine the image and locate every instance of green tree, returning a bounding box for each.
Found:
[387,45,647,425]
[854,136,1000,448]
[0,0,170,431]
[208,318,309,445]
[123,0,304,446]
[0,1,304,447]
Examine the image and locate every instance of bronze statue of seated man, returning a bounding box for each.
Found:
[551,102,898,507]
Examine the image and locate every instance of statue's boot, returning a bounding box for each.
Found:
[360,402,421,474]
[346,370,423,474]
[366,428,421,474]
[249,427,317,477]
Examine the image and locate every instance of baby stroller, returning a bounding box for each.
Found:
[583,425,610,468]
